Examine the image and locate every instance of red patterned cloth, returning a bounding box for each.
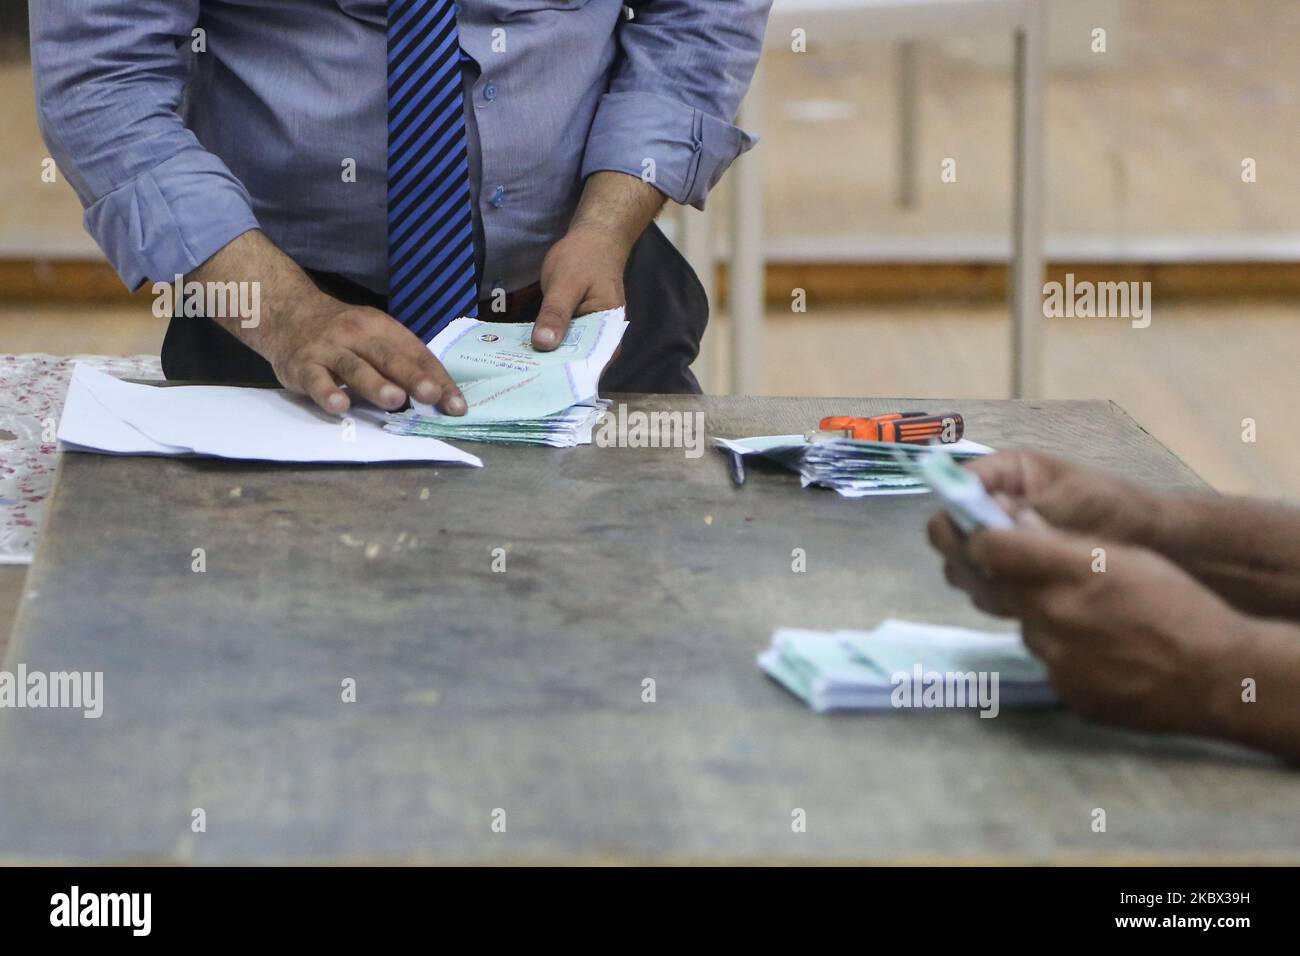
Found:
[0,354,162,564]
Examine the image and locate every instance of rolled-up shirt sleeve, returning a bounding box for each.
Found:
[581,0,772,210]
[30,0,261,290]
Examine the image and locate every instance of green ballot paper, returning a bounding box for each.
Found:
[713,433,995,497]
[385,308,628,446]
[900,443,1014,531]
[759,619,1055,713]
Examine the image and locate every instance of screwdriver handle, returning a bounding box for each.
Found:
[818,412,964,444]
[885,412,964,444]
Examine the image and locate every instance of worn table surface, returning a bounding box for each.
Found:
[1,395,1296,864]
[0,566,23,661]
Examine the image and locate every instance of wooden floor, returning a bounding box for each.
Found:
[751,0,1300,246]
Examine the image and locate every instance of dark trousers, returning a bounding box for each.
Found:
[161,222,708,394]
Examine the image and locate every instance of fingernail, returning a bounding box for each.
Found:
[446,394,467,415]
[379,385,405,407]
[535,328,557,348]
[414,380,440,403]
[326,392,347,412]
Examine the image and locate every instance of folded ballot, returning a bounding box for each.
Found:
[384,308,627,447]
[57,364,482,467]
[759,619,1057,714]
[715,434,994,497]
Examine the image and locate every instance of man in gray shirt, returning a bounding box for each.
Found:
[31,1,772,413]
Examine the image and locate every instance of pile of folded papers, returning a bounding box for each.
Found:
[759,619,1056,713]
[715,434,993,497]
[57,364,482,467]
[385,400,609,448]
[385,308,627,447]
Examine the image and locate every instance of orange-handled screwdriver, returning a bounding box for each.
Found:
[818,412,964,444]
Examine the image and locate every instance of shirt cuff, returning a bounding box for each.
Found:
[581,90,757,210]
[83,148,262,291]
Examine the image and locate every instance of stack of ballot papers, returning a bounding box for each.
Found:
[715,434,994,497]
[384,308,627,447]
[759,619,1057,713]
[57,364,482,466]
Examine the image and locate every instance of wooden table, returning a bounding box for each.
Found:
[2,395,1297,864]
[0,567,23,661]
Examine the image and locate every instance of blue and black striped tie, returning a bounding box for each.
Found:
[387,0,479,342]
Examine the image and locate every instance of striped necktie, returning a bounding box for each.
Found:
[387,0,480,342]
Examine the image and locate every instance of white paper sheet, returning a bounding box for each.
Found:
[57,364,483,467]
[714,435,995,457]
[713,433,994,497]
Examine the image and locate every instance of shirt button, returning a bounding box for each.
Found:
[490,186,506,208]
[484,83,497,102]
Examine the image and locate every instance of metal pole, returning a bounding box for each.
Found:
[729,60,766,395]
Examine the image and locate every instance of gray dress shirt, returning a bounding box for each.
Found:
[30,0,771,297]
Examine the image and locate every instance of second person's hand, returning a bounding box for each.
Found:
[963,449,1163,545]
[939,515,1248,736]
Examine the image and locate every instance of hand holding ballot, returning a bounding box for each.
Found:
[188,234,628,430]
[55,307,628,461]
[385,308,628,446]
[927,450,1300,761]
[186,231,469,417]
[942,449,1165,544]
[927,450,1204,618]
[939,503,1242,734]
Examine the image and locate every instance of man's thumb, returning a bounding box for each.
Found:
[532,283,581,351]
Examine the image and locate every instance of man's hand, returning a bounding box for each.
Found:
[927,450,1161,616]
[934,515,1247,736]
[189,231,466,416]
[963,450,1162,545]
[531,171,666,351]
[533,222,628,349]
[258,292,466,417]
[938,450,1300,622]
